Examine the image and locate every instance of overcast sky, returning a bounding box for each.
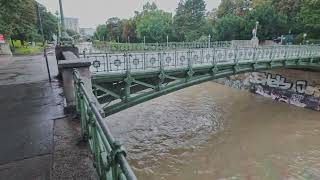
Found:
[36,0,221,28]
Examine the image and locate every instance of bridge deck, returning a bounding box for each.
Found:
[85,45,320,116]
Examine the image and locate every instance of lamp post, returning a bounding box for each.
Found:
[58,0,72,44]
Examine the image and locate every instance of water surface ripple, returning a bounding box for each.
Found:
[105,82,320,180]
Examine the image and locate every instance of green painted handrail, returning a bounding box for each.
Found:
[73,70,137,180]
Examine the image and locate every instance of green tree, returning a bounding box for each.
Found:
[173,0,206,41]
[94,24,107,41]
[273,0,303,34]
[217,0,252,18]
[173,0,187,41]
[106,17,123,42]
[0,0,37,45]
[36,3,58,41]
[298,0,320,38]
[142,2,157,12]
[244,4,288,40]
[136,10,173,42]
[212,14,245,40]
[122,19,138,43]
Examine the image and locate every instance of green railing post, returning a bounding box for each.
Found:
[73,70,137,180]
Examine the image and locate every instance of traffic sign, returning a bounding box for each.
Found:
[0,34,5,43]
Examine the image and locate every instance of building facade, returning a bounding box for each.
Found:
[64,17,79,33]
[80,28,95,37]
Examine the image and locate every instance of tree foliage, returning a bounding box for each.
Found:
[213,14,245,41]
[136,10,173,42]
[93,0,320,43]
[298,0,320,37]
[0,0,36,42]
[245,4,288,40]
[36,3,58,41]
[0,0,58,44]
[122,19,137,43]
[94,24,107,41]
[173,0,206,41]
[106,17,123,42]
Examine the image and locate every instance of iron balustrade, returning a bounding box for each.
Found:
[83,45,320,73]
[73,70,137,180]
[79,41,232,54]
[89,44,320,117]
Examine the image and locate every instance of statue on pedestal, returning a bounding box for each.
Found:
[251,21,259,47]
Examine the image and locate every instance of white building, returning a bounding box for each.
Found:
[64,17,79,33]
[80,28,95,37]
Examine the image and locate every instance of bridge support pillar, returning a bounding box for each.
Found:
[58,56,96,113]
[55,45,79,78]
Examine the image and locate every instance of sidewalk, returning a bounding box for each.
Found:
[0,55,97,180]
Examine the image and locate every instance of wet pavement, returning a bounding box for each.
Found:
[0,55,97,180]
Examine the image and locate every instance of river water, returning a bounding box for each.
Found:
[106,82,320,180]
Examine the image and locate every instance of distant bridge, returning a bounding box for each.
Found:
[82,45,320,116]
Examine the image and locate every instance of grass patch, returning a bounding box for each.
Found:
[13,46,43,55]
[9,40,44,55]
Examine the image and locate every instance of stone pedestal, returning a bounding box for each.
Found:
[59,59,91,107]
[55,45,79,78]
[251,37,259,47]
[0,43,12,56]
[58,56,104,115]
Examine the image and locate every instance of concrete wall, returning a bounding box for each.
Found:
[215,69,320,111]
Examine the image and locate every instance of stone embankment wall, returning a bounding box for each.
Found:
[215,69,320,111]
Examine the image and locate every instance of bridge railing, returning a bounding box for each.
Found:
[83,45,320,73]
[73,70,137,180]
[80,41,232,53]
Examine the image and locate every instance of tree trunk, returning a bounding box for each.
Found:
[11,39,15,48]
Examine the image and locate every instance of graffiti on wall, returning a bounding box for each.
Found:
[249,72,320,111]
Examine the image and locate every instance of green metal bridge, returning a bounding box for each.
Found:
[73,44,320,180]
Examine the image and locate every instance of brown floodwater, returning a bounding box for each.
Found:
[105,82,320,180]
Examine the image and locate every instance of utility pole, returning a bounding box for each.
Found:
[55,11,61,43]
[58,0,65,35]
[36,3,45,46]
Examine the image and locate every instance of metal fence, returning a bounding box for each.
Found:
[82,45,320,73]
[73,70,137,180]
[79,41,232,53]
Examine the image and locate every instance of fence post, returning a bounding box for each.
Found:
[43,48,52,82]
